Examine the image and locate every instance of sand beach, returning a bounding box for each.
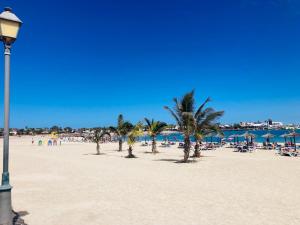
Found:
[2,136,300,225]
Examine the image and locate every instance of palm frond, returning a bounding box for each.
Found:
[127,122,144,146]
[164,106,181,127]
[201,111,224,125]
[144,118,152,128]
[109,126,119,135]
[181,90,195,113]
[195,97,211,119]
[120,122,134,136]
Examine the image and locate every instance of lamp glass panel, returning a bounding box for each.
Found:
[0,19,20,39]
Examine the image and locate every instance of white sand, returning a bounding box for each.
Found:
[1,136,300,225]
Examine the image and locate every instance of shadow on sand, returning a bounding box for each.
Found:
[124,155,138,159]
[83,153,107,156]
[154,159,179,162]
[13,210,29,225]
[154,157,216,163]
[154,158,199,163]
[143,151,157,154]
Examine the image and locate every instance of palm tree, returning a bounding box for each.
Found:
[110,114,133,151]
[193,97,224,157]
[50,125,60,133]
[144,118,167,153]
[164,90,224,162]
[193,125,223,158]
[126,122,143,158]
[90,128,111,155]
[64,127,73,133]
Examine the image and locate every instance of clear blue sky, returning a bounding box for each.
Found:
[0,0,300,128]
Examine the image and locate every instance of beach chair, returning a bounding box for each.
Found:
[248,146,255,153]
[161,142,170,147]
[206,143,213,150]
[178,143,184,148]
[239,145,248,153]
[280,148,298,157]
[141,142,148,146]
[275,146,281,155]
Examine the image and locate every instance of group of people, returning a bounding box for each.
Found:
[32,138,62,146]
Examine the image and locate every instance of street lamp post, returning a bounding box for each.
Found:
[0,7,22,225]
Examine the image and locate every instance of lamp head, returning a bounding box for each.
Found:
[0,7,22,44]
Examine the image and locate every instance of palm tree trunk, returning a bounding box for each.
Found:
[183,136,191,162]
[127,146,135,158]
[96,143,100,155]
[193,141,201,158]
[152,136,157,153]
[118,138,123,151]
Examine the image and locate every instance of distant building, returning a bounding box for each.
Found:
[238,120,284,129]
[269,122,283,128]
[9,129,18,136]
[239,122,265,128]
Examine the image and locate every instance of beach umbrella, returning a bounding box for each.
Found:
[228,134,235,141]
[215,133,224,143]
[287,132,300,150]
[280,133,288,144]
[205,133,215,143]
[262,133,275,143]
[241,132,256,146]
[241,132,256,138]
[227,135,235,144]
[229,134,240,144]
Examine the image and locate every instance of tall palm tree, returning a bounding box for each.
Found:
[164,90,224,162]
[90,128,111,155]
[127,122,143,158]
[144,118,167,153]
[110,114,133,151]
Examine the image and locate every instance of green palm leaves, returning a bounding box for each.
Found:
[165,90,224,162]
[110,114,133,151]
[127,122,144,158]
[144,118,167,153]
[90,129,111,155]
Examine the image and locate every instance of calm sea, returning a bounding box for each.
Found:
[140,130,300,143]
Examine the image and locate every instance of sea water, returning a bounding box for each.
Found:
[140,130,300,143]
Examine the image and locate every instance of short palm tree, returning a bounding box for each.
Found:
[110,114,133,151]
[90,128,111,155]
[144,118,167,153]
[165,90,224,162]
[127,122,143,158]
[193,125,223,157]
[193,97,224,157]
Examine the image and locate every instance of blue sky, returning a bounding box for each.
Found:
[0,0,300,128]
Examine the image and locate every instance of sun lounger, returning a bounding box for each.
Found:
[161,143,171,147]
[280,148,298,157]
[178,143,184,148]
[248,146,256,152]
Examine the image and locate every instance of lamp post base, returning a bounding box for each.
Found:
[0,185,12,225]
